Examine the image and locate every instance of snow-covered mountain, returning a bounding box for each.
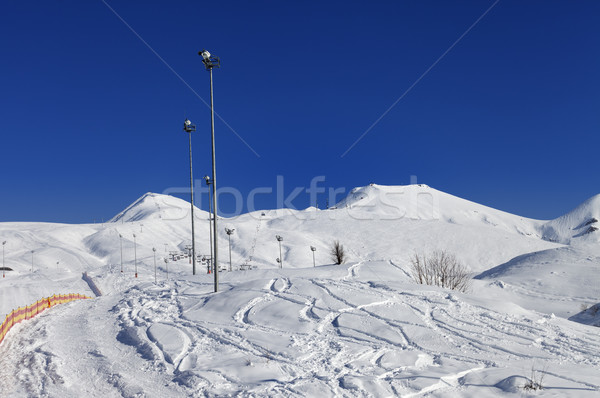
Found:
[333,183,543,236]
[110,192,208,223]
[1,184,600,397]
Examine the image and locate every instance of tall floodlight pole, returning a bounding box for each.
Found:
[276,235,283,269]
[119,234,123,273]
[164,258,169,280]
[153,247,157,284]
[2,241,6,278]
[184,119,198,276]
[225,228,235,272]
[204,175,214,274]
[310,246,316,267]
[199,49,221,293]
[133,233,138,278]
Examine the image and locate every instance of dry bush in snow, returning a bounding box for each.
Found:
[410,250,472,293]
[330,240,347,265]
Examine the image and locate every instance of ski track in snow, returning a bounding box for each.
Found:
[2,262,600,397]
[2,186,600,397]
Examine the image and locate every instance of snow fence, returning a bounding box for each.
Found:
[0,293,92,346]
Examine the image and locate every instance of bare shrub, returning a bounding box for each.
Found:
[330,241,346,265]
[523,365,546,391]
[410,250,472,293]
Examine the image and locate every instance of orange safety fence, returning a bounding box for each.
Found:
[0,293,92,346]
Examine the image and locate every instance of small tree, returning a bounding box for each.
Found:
[409,250,471,293]
[330,240,346,265]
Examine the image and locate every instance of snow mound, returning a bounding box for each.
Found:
[474,245,600,317]
[110,193,204,223]
[569,304,600,327]
[541,194,600,244]
[332,183,542,236]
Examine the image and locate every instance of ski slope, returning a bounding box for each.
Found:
[1,184,599,397]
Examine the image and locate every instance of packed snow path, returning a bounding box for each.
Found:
[2,261,599,397]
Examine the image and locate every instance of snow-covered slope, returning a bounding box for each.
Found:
[2,262,600,397]
[110,192,208,223]
[474,245,600,317]
[1,184,600,397]
[334,184,543,237]
[540,194,600,244]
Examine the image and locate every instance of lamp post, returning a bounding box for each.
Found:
[164,258,169,280]
[56,261,59,270]
[133,233,138,278]
[225,228,235,272]
[153,247,157,284]
[276,235,283,268]
[119,234,123,273]
[204,175,214,275]
[184,118,198,276]
[2,241,6,278]
[31,250,34,273]
[199,49,220,293]
[310,246,316,267]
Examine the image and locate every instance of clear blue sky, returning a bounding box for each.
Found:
[1,1,598,223]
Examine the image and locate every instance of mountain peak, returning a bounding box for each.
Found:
[110,193,204,223]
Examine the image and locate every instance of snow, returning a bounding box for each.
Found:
[1,184,600,396]
[540,193,600,244]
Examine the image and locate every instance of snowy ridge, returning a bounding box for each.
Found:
[541,193,600,244]
[333,183,544,237]
[110,192,208,223]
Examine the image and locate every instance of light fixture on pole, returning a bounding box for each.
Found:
[225,228,235,272]
[133,233,138,278]
[310,246,316,267]
[184,118,198,276]
[204,175,214,275]
[119,234,123,273]
[276,235,283,268]
[153,247,157,284]
[2,241,6,278]
[199,49,220,293]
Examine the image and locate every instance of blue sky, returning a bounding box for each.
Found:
[1,1,598,223]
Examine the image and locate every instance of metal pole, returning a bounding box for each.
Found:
[2,241,5,278]
[189,131,197,275]
[133,233,138,278]
[279,240,283,269]
[209,67,219,292]
[207,183,214,274]
[228,233,232,272]
[165,258,169,280]
[153,248,157,284]
[312,251,316,267]
[31,250,34,272]
[119,234,123,273]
